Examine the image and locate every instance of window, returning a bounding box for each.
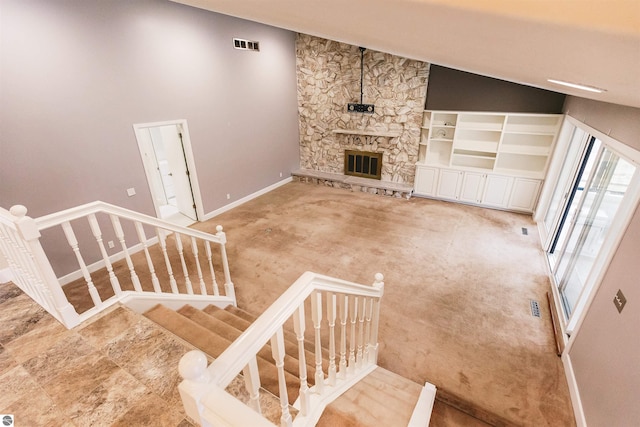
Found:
[541,117,640,333]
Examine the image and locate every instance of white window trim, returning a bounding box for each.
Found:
[539,114,640,345]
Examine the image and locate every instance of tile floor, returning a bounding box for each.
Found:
[0,282,194,426]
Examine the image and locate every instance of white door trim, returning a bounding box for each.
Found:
[133,119,205,222]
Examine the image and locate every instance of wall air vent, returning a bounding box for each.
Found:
[233,38,259,51]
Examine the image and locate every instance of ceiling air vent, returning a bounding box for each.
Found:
[233,38,259,51]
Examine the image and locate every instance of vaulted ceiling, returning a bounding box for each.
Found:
[172,0,640,108]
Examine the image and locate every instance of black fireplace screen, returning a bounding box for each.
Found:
[344,150,382,180]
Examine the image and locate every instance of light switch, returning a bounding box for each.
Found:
[127,188,136,197]
[613,289,627,313]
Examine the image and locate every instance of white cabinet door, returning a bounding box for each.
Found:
[437,169,463,200]
[414,166,439,196]
[482,174,513,208]
[508,178,542,212]
[459,172,485,203]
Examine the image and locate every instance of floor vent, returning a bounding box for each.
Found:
[530,300,541,318]
[521,227,529,235]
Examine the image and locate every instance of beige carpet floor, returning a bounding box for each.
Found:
[62,181,575,426]
[188,181,575,426]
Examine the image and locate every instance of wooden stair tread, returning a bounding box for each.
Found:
[205,304,329,372]
[317,367,423,427]
[144,304,429,426]
[178,304,318,386]
[144,304,300,405]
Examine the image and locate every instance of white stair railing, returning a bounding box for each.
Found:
[178,271,385,427]
[0,201,235,328]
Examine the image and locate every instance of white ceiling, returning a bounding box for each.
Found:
[172,0,640,108]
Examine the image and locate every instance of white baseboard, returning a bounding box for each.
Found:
[562,351,586,427]
[0,267,13,284]
[202,177,293,221]
[59,237,158,286]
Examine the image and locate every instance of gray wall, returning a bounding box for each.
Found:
[0,0,300,219]
[426,65,566,113]
[563,97,640,425]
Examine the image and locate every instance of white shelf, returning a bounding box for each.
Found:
[454,140,498,152]
[418,110,561,179]
[499,145,551,156]
[332,129,401,138]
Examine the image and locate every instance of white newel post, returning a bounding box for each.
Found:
[9,206,80,328]
[216,225,236,304]
[179,350,213,427]
[368,273,384,364]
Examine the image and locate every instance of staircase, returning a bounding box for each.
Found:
[144,303,429,426]
[1,200,436,426]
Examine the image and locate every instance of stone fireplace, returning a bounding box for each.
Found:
[295,33,430,186]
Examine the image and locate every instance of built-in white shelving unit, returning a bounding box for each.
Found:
[415,110,562,213]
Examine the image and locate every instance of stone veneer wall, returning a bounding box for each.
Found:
[296,34,429,184]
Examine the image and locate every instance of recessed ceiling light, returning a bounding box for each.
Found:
[547,79,606,93]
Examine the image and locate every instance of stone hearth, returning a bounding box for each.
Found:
[292,169,413,199]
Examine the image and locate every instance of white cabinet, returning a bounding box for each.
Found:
[414,110,561,213]
[482,174,513,208]
[432,169,526,210]
[414,165,438,196]
[459,172,485,203]
[437,169,463,199]
[508,178,542,212]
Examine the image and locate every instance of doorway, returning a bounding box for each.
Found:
[134,120,203,226]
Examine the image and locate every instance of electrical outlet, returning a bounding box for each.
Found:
[279,172,283,178]
[226,194,230,200]
[127,187,136,197]
[108,241,115,249]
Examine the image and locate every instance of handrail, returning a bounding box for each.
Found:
[0,201,235,328]
[34,201,225,243]
[210,271,383,387]
[179,271,384,427]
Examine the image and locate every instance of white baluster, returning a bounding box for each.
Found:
[242,356,262,414]
[0,224,51,309]
[134,221,161,293]
[356,295,366,370]
[204,241,220,296]
[292,304,310,415]
[311,290,324,395]
[190,237,207,295]
[157,229,178,293]
[61,221,102,308]
[110,215,142,292]
[174,232,193,294]
[270,327,293,427]
[88,214,122,296]
[338,294,348,379]
[348,296,358,374]
[368,273,385,364]
[326,292,337,386]
[363,297,373,365]
[6,207,79,327]
[216,225,235,301]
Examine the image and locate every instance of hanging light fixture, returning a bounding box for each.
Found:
[347,47,375,114]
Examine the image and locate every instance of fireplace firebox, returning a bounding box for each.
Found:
[344,150,382,180]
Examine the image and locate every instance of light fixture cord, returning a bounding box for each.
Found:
[359,47,365,104]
